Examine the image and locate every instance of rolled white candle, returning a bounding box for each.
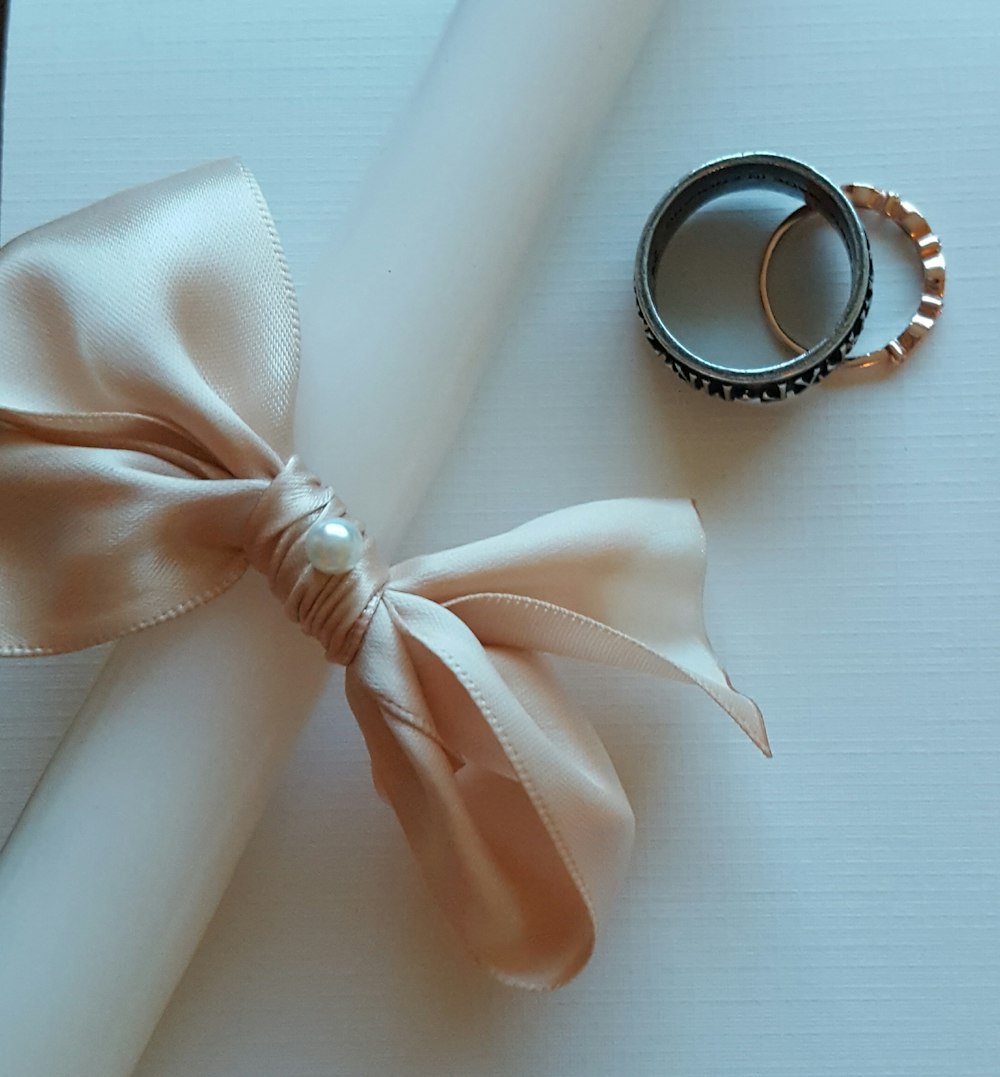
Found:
[0,1,663,1075]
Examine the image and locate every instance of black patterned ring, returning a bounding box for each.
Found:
[634,153,873,402]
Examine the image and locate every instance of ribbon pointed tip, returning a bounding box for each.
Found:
[732,696,771,758]
[749,710,772,758]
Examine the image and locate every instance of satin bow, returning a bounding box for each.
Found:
[0,159,768,989]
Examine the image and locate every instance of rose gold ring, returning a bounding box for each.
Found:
[759,183,945,371]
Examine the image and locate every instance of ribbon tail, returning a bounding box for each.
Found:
[443,593,770,757]
[390,498,769,754]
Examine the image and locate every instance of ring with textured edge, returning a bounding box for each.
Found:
[759,183,945,370]
[634,153,873,402]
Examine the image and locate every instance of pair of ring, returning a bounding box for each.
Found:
[634,153,946,402]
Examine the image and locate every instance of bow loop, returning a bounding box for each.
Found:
[347,593,631,989]
[0,159,298,462]
[0,160,301,655]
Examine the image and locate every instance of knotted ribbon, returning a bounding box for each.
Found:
[0,159,769,989]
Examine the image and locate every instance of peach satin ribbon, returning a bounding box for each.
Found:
[0,160,769,989]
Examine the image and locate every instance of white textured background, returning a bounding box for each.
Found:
[3,1,999,1074]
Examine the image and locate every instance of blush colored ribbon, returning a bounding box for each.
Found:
[0,159,769,990]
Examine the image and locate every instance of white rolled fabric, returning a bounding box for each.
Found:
[0,1,664,1074]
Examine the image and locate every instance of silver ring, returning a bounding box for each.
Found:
[634,152,873,402]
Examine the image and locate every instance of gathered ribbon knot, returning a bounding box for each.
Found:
[0,159,769,989]
[243,455,388,666]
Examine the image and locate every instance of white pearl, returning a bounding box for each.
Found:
[304,516,364,575]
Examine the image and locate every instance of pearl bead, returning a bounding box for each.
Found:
[304,516,364,575]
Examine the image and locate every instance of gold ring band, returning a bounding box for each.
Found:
[759,183,945,371]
